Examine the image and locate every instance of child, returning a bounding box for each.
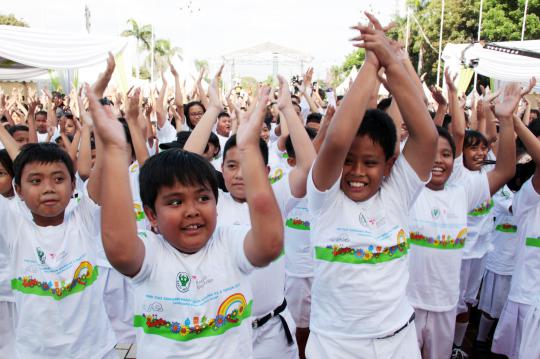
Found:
[305,13,438,358]
[89,78,284,358]
[407,71,518,359]
[492,108,540,359]
[0,141,117,358]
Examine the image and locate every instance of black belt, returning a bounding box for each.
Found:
[376,313,415,340]
[252,298,294,345]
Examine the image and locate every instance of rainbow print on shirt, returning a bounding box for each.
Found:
[495,224,517,233]
[134,293,252,341]
[269,169,284,184]
[526,237,540,248]
[11,261,99,300]
[468,199,494,217]
[285,218,310,231]
[134,203,146,221]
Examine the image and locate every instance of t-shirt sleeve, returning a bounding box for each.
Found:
[156,119,178,144]
[73,189,101,238]
[512,178,540,218]
[448,154,465,185]
[219,225,254,274]
[131,230,160,284]
[383,154,428,211]
[271,175,300,217]
[465,171,491,212]
[306,164,341,215]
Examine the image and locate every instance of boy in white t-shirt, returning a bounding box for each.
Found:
[0,141,117,358]
[88,79,284,358]
[492,109,540,359]
[407,72,518,359]
[306,13,438,358]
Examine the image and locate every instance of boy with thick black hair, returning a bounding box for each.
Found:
[305,13,438,358]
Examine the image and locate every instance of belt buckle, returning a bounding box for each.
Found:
[252,319,259,329]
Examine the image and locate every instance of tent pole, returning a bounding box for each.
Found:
[436,0,445,87]
[405,7,411,53]
[521,0,529,41]
[473,0,484,92]
[150,24,155,84]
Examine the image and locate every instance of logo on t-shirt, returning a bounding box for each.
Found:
[36,247,46,264]
[431,207,441,219]
[176,272,192,292]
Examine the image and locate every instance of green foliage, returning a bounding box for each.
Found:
[0,14,28,27]
[341,49,366,74]
[336,0,540,87]
[240,76,259,95]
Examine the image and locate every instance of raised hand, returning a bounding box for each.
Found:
[169,61,179,77]
[85,83,127,149]
[430,85,447,106]
[444,67,458,94]
[276,75,293,111]
[236,86,270,150]
[126,88,141,121]
[521,77,537,96]
[207,68,223,110]
[494,83,523,119]
[92,52,116,98]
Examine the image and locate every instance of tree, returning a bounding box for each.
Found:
[0,14,28,27]
[387,0,540,86]
[121,19,152,80]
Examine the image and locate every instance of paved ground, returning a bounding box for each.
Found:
[115,343,137,359]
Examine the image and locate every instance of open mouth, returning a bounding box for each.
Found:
[347,181,367,189]
[431,166,444,175]
[181,224,205,234]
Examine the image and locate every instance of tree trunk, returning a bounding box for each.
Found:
[417,43,424,75]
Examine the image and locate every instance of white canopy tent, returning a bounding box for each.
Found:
[0,25,130,89]
[442,40,540,92]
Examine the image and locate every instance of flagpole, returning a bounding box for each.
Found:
[436,0,445,87]
[473,0,484,92]
[521,0,529,41]
[405,7,411,53]
[150,24,155,84]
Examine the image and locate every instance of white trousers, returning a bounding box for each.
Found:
[0,301,16,358]
[306,322,420,359]
[492,300,530,359]
[252,307,298,359]
[414,307,456,359]
[457,257,486,314]
[285,276,313,328]
[519,297,540,359]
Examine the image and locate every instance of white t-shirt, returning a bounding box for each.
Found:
[132,226,254,359]
[450,155,494,259]
[156,119,178,145]
[216,183,294,317]
[508,179,540,305]
[307,155,426,339]
[129,161,150,231]
[407,173,489,311]
[267,141,290,185]
[0,194,116,358]
[485,186,519,275]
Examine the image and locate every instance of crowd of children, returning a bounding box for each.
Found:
[0,12,539,359]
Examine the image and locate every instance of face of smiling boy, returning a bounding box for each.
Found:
[16,161,74,226]
[144,182,217,254]
[340,135,394,202]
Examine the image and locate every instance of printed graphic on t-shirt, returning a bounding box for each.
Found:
[409,228,467,250]
[468,199,494,217]
[315,228,409,264]
[285,217,310,231]
[526,237,540,248]
[495,224,517,233]
[11,261,99,300]
[269,168,284,184]
[134,292,252,341]
[134,203,146,222]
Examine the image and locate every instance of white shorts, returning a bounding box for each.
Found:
[306,322,420,359]
[252,307,298,359]
[285,276,313,328]
[102,266,136,344]
[478,270,512,318]
[414,307,456,359]
[457,257,486,314]
[0,301,16,358]
[519,298,540,359]
[492,300,530,359]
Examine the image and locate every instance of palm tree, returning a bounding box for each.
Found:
[121,18,153,80]
[145,38,183,79]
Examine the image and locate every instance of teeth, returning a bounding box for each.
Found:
[185,225,200,230]
[349,182,366,188]
[432,167,444,173]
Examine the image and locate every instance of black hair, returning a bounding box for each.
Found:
[13,143,75,186]
[55,134,75,143]
[285,127,318,158]
[8,124,29,136]
[306,112,322,125]
[356,109,397,160]
[222,134,269,165]
[139,149,219,212]
[436,125,456,158]
[208,132,221,157]
[116,118,135,155]
[463,130,488,150]
[35,110,47,119]
[377,97,392,111]
[217,112,230,119]
[292,102,301,113]
[442,114,452,129]
[184,101,206,129]
[0,149,14,178]
[336,95,344,102]
[517,119,540,152]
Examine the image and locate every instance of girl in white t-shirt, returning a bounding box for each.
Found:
[88,76,284,359]
[492,112,540,359]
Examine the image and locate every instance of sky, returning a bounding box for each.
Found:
[3,0,406,81]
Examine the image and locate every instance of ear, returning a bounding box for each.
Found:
[265,166,270,175]
[143,205,158,228]
[384,155,397,177]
